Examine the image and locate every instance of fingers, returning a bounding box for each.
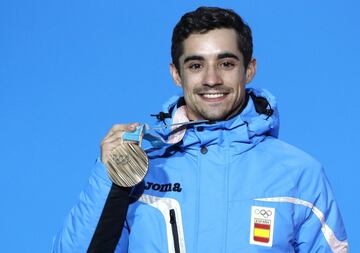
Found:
[102,130,123,145]
[103,123,139,140]
[111,123,139,133]
[101,139,123,163]
[101,123,140,163]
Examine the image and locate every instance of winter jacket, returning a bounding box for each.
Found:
[52,88,348,253]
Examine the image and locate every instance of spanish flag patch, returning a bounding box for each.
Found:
[250,206,275,247]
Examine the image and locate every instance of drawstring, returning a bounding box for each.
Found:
[264,104,273,120]
[150,112,172,125]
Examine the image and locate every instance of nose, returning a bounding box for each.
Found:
[203,66,222,86]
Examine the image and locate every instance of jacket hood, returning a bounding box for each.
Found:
[142,88,280,156]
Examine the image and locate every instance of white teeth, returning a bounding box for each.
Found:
[202,93,225,98]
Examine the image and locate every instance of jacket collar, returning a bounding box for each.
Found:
[143,88,279,155]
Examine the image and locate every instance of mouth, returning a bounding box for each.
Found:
[199,92,229,102]
[202,93,225,98]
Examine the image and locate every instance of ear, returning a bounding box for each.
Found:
[170,63,182,87]
[245,58,257,84]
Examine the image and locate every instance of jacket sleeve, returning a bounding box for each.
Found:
[294,163,348,253]
[51,159,131,253]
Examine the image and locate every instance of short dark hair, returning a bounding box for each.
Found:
[171,6,253,71]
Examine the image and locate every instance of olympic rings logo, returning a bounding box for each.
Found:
[255,208,272,218]
[111,153,130,165]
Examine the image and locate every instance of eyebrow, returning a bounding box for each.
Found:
[217,52,240,61]
[183,52,240,64]
[183,55,204,64]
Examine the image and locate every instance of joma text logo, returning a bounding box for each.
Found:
[144,182,182,192]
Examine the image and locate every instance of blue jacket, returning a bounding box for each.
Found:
[52,88,348,252]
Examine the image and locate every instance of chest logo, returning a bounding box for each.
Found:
[249,206,275,247]
[144,181,182,192]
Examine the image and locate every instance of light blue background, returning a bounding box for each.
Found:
[1,0,358,252]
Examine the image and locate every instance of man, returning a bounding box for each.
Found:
[52,7,348,253]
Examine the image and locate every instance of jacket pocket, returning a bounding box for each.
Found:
[138,194,187,253]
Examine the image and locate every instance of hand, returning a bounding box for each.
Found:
[100,123,139,164]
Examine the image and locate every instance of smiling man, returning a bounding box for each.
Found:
[170,28,256,121]
[52,7,348,253]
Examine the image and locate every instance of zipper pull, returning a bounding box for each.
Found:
[170,209,176,224]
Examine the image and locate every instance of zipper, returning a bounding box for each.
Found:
[169,209,181,253]
[139,195,186,253]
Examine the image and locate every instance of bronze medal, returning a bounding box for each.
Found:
[106,142,149,187]
[105,119,207,187]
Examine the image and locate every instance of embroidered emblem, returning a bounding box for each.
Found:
[250,206,275,247]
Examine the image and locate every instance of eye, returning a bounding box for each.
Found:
[220,61,235,69]
[188,63,203,71]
